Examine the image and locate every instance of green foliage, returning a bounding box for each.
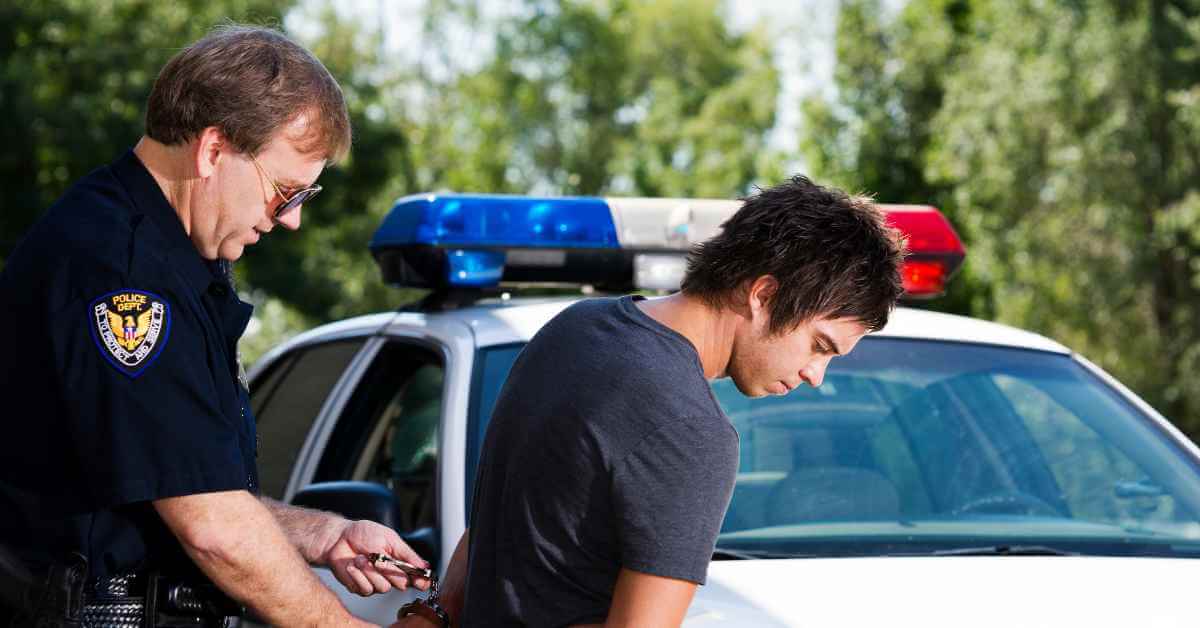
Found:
[1,0,783,363]
[415,0,784,198]
[236,2,421,325]
[806,0,1200,436]
[0,0,290,254]
[800,0,990,319]
[247,0,783,331]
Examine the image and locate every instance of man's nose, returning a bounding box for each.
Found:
[800,358,830,387]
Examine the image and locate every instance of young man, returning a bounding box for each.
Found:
[406,177,906,627]
[0,26,427,627]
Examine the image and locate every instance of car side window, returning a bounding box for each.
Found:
[313,341,443,533]
[250,339,367,500]
[465,343,526,514]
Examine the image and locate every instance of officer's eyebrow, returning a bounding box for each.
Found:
[814,331,844,356]
[278,177,311,190]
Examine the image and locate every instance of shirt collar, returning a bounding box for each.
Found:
[110,149,215,296]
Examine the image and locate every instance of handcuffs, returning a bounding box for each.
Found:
[368,553,452,627]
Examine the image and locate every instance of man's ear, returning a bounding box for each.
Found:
[193,126,227,179]
[745,275,778,321]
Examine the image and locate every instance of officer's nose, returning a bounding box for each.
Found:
[274,206,302,231]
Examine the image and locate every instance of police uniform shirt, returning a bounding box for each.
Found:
[0,150,259,580]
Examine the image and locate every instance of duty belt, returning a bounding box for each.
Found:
[0,542,242,628]
[82,573,240,628]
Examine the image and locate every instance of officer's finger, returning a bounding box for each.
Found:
[386,539,429,570]
[367,559,410,591]
[355,554,396,594]
[375,564,420,592]
[331,562,368,596]
[343,559,376,596]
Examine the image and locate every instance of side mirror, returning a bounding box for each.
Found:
[290,481,440,565]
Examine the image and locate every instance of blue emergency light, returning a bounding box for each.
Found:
[370,193,967,296]
[371,194,619,249]
[371,194,638,290]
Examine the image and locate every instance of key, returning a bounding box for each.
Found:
[367,553,433,581]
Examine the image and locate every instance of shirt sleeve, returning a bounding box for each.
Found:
[611,416,739,584]
[49,283,250,509]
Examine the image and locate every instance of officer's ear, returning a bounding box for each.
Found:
[193,126,227,179]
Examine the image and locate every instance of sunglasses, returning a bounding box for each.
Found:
[250,154,322,219]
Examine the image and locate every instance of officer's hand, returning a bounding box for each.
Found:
[322,519,432,596]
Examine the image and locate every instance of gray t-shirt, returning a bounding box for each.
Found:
[463,295,740,627]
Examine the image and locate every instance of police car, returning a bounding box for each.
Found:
[245,194,1200,627]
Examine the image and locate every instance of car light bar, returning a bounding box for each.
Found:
[883,205,966,298]
[371,194,619,249]
[371,193,966,296]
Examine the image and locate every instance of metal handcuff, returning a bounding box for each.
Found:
[368,553,451,627]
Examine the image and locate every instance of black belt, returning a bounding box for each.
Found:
[82,573,240,628]
[0,547,240,628]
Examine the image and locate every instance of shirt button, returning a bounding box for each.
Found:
[211,283,227,296]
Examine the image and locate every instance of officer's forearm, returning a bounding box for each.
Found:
[155,490,373,628]
[261,496,346,565]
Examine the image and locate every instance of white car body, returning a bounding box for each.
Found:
[695,556,1196,627]
[244,300,1200,627]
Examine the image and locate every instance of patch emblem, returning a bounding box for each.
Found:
[89,290,171,378]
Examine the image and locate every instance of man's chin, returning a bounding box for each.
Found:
[729,377,770,398]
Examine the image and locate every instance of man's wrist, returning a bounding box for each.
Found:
[399,598,451,627]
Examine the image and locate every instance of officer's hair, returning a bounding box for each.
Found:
[681,175,906,334]
[145,24,351,163]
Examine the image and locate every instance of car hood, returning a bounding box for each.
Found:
[686,556,1198,627]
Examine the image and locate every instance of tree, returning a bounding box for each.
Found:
[801,0,991,318]
[807,0,1200,436]
[929,0,1200,433]
[236,1,424,323]
[0,0,291,257]
[2,0,788,362]
[418,0,784,198]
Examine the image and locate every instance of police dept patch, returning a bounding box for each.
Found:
[89,290,171,377]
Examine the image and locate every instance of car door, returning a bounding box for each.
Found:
[249,337,372,500]
[240,336,375,627]
[296,338,448,624]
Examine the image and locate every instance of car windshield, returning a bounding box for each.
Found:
[469,336,1200,559]
[714,337,1200,559]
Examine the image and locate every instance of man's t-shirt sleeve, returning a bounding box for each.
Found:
[612,416,739,584]
[50,284,249,509]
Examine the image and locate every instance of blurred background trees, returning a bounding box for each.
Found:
[4,0,1200,437]
[802,0,1200,432]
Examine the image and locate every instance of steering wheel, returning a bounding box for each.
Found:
[951,491,1062,518]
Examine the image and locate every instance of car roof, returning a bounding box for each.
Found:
[451,298,1071,354]
[262,297,1071,364]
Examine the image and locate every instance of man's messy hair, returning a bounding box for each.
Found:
[681,175,906,334]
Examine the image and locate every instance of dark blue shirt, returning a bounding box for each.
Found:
[0,150,258,580]
[464,296,739,626]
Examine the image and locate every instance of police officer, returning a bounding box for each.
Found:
[0,25,428,626]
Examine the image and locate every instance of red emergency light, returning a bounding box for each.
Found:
[883,205,966,298]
